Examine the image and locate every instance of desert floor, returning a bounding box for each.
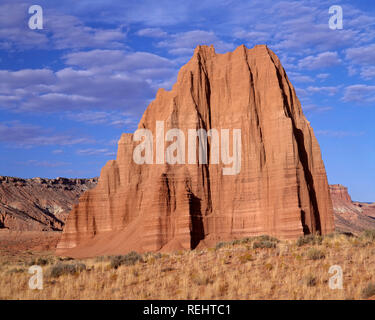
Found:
[0,231,374,300]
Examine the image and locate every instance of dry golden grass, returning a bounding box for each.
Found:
[0,232,374,300]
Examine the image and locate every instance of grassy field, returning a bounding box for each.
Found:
[0,232,375,300]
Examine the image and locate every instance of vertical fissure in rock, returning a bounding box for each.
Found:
[243,50,266,167]
[188,191,204,249]
[266,49,321,234]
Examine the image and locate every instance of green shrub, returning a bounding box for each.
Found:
[362,282,375,299]
[254,235,279,243]
[94,255,111,262]
[215,235,279,250]
[297,234,322,247]
[253,240,276,249]
[7,268,25,274]
[28,256,54,266]
[306,248,325,260]
[110,251,143,269]
[215,242,227,250]
[252,235,279,249]
[49,262,86,278]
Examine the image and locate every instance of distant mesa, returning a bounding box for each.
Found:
[329,184,375,234]
[0,176,97,231]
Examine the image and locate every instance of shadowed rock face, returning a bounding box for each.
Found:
[57,44,334,258]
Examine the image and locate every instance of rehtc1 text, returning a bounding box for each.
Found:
[143,304,231,317]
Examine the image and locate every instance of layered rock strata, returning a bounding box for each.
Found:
[57,44,334,257]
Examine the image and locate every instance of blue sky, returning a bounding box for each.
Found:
[0,0,374,201]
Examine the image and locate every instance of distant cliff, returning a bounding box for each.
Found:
[329,184,375,234]
[0,176,98,231]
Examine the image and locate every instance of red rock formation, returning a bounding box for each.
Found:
[330,184,352,205]
[329,184,375,233]
[0,176,97,231]
[57,44,334,257]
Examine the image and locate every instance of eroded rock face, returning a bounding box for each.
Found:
[329,184,375,233]
[0,176,97,231]
[57,44,334,257]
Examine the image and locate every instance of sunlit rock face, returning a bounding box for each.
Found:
[57,44,334,258]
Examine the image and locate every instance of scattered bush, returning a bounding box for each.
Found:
[49,262,86,278]
[296,234,322,247]
[305,274,317,287]
[143,252,162,260]
[215,242,227,250]
[239,253,254,263]
[95,255,111,263]
[253,240,276,249]
[191,273,213,286]
[254,235,279,243]
[215,236,279,250]
[362,282,375,299]
[110,251,143,269]
[58,257,74,262]
[7,267,25,274]
[306,248,325,260]
[252,236,279,249]
[28,256,54,266]
[161,267,174,272]
[361,230,375,242]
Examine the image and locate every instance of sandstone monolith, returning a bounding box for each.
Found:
[57,44,334,257]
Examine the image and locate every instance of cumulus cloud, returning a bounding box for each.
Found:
[64,110,138,128]
[342,85,375,103]
[287,71,315,83]
[0,122,95,147]
[298,52,341,70]
[20,160,71,168]
[305,86,339,96]
[0,49,178,114]
[302,104,332,113]
[316,130,365,138]
[316,73,329,80]
[136,28,167,38]
[0,2,127,50]
[233,30,271,44]
[157,30,234,55]
[76,148,115,157]
[345,44,375,65]
[360,66,375,80]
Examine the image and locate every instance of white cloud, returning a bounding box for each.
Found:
[316,130,365,138]
[298,52,341,70]
[306,86,338,96]
[76,148,115,157]
[157,30,234,55]
[20,160,70,168]
[360,66,375,80]
[302,104,332,113]
[316,73,329,80]
[346,44,375,65]
[287,71,315,83]
[0,122,95,148]
[136,28,167,38]
[342,85,375,103]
